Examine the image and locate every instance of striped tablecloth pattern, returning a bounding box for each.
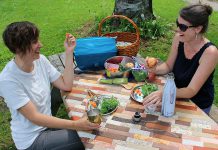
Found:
[62,73,218,150]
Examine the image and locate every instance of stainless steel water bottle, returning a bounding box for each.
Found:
[161,73,176,117]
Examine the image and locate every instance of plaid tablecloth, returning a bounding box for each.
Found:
[62,73,218,150]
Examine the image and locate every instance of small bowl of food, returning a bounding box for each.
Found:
[104,56,134,78]
[87,95,119,116]
[131,83,158,103]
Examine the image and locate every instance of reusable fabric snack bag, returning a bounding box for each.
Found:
[74,37,117,70]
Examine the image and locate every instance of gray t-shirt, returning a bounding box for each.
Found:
[0,54,61,149]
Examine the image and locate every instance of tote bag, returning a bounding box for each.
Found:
[74,37,117,70]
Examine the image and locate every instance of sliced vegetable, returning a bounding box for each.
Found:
[107,68,119,73]
[99,79,113,84]
[112,78,128,84]
[99,78,128,85]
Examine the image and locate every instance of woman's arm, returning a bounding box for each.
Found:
[143,43,218,106]
[52,34,75,91]
[143,34,179,106]
[176,45,218,98]
[18,101,99,131]
[154,34,180,75]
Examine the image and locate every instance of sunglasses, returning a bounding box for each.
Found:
[176,19,195,32]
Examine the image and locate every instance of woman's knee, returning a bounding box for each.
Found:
[27,129,85,150]
[61,130,85,150]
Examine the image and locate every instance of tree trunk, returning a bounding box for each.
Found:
[113,0,155,23]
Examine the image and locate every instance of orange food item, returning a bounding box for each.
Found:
[66,33,70,38]
[66,33,74,45]
[125,62,134,69]
[108,68,119,73]
[146,57,158,68]
[135,89,142,95]
[89,101,97,108]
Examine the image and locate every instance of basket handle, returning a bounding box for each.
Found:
[98,15,140,43]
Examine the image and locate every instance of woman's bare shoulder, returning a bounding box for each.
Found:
[201,43,218,64]
[205,43,218,56]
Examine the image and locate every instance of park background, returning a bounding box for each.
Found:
[0,0,217,149]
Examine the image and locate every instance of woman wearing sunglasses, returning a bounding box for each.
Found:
[143,4,218,114]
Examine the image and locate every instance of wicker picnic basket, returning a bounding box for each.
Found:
[98,15,140,57]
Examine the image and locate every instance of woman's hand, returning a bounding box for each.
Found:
[73,116,100,131]
[64,33,76,53]
[143,90,163,107]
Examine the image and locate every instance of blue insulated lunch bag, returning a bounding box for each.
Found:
[74,37,117,70]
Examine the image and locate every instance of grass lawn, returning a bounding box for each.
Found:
[0,0,218,149]
[0,0,114,71]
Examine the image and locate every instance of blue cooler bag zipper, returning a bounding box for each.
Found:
[74,37,117,71]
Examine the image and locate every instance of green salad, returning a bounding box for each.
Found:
[141,83,158,97]
[100,96,119,114]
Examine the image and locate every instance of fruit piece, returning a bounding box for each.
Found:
[125,63,134,69]
[66,33,70,38]
[146,57,158,68]
[89,101,97,108]
[99,79,113,84]
[112,78,128,84]
[135,89,141,95]
[65,33,74,45]
[108,68,119,73]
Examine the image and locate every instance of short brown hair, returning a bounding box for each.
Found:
[180,4,213,33]
[2,21,39,55]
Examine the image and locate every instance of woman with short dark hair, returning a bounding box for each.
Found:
[143,4,218,114]
[0,21,99,150]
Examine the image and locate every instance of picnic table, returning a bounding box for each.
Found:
[62,72,218,150]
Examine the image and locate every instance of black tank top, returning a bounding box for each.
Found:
[172,42,215,109]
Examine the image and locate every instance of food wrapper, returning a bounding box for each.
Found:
[132,56,146,69]
[121,56,133,66]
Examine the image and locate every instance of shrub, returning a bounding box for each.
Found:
[138,17,172,40]
[92,15,172,40]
